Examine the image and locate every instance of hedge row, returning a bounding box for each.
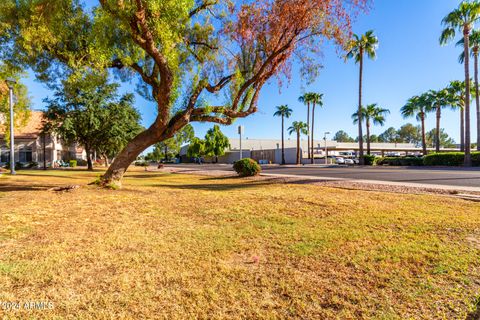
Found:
[423,152,480,166]
[376,157,424,166]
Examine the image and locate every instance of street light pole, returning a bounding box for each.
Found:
[324,131,330,165]
[238,125,244,160]
[6,78,16,175]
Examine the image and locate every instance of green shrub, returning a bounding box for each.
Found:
[69,160,77,168]
[233,158,261,177]
[361,155,377,166]
[377,157,424,166]
[423,152,466,166]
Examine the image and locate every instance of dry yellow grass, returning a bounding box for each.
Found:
[0,168,480,319]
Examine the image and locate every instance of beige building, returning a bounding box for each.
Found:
[0,111,85,167]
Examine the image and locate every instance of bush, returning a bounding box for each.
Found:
[233,158,261,177]
[361,154,377,166]
[423,152,480,166]
[377,157,424,166]
[76,159,87,166]
[69,160,77,168]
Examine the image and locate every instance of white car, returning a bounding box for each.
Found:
[335,157,345,165]
[345,158,354,165]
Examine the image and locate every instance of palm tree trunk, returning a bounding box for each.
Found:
[436,104,441,153]
[307,103,310,160]
[460,108,465,151]
[358,50,365,164]
[311,103,315,164]
[463,25,472,166]
[366,118,371,155]
[475,50,480,151]
[296,130,300,165]
[281,115,285,165]
[421,114,427,155]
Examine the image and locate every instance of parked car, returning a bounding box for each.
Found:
[335,157,345,165]
[345,158,354,165]
[353,158,360,164]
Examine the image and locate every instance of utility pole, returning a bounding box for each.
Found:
[324,131,330,165]
[6,78,16,175]
[238,125,244,160]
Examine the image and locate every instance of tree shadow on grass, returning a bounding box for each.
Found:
[466,297,480,320]
[150,181,272,191]
[0,184,58,192]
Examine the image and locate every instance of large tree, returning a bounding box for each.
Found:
[352,103,389,155]
[204,125,230,163]
[151,124,194,162]
[43,77,142,170]
[0,0,367,186]
[426,89,452,153]
[346,30,378,164]
[426,128,456,149]
[298,93,313,160]
[333,130,355,142]
[378,127,399,143]
[397,123,422,145]
[288,121,308,165]
[440,0,480,165]
[446,80,468,151]
[401,94,432,155]
[273,104,292,165]
[309,92,324,163]
[458,29,480,151]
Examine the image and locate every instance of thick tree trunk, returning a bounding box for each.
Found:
[307,103,310,160]
[421,115,427,156]
[366,119,371,155]
[460,108,465,152]
[311,103,315,164]
[101,126,160,185]
[474,50,480,151]
[435,105,441,153]
[296,131,300,165]
[86,150,93,171]
[464,26,472,166]
[103,154,109,168]
[281,115,285,165]
[358,50,365,164]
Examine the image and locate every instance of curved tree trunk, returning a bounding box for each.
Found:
[435,105,441,153]
[281,115,285,165]
[421,114,427,156]
[474,50,480,151]
[296,130,300,165]
[366,118,371,155]
[101,125,162,186]
[463,25,472,166]
[358,50,365,164]
[307,103,310,160]
[311,103,315,164]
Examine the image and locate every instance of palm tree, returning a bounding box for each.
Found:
[309,93,324,164]
[288,121,308,165]
[440,1,480,165]
[298,93,313,160]
[346,30,378,164]
[273,105,293,165]
[458,29,480,150]
[352,103,389,155]
[401,94,432,155]
[447,80,467,151]
[426,89,451,152]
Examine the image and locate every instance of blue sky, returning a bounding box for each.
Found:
[22,0,472,143]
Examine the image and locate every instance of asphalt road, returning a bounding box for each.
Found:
[169,164,480,188]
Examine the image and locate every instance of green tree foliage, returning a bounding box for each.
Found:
[187,137,205,159]
[352,103,389,154]
[204,125,230,162]
[150,124,194,161]
[397,123,422,145]
[288,121,308,165]
[378,127,400,143]
[43,76,142,170]
[333,130,355,142]
[0,0,367,185]
[426,128,456,149]
[0,63,31,145]
[273,105,293,165]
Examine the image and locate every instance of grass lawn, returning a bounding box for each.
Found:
[0,168,480,319]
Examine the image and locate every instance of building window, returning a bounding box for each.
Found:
[0,149,9,163]
[19,148,33,162]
